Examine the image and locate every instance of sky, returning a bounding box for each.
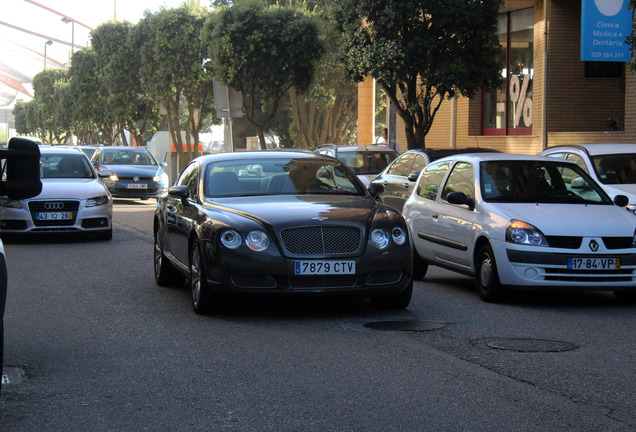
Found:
[1,0,199,106]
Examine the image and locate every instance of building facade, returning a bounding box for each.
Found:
[360,0,635,154]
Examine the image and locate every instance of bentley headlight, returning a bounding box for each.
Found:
[245,230,270,251]
[370,228,390,249]
[86,195,109,207]
[391,227,406,245]
[506,220,548,246]
[221,229,242,249]
[0,198,22,208]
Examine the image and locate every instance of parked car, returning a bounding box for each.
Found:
[154,150,413,314]
[91,147,169,199]
[0,147,113,240]
[315,144,398,187]
[403,152,636,302]
[538,143,636,214]
[0,137,43,392]
[371,147,500,212]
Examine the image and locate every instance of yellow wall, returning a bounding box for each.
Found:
[368,0,636,156]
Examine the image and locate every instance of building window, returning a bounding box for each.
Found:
[584,62,623,78]
[482,8,534,136]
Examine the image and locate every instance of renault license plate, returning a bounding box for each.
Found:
[294,260,355,275]
[567,257,620,270]
[36,211,72,221]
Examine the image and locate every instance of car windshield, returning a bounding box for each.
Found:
[480,160,611,204]
[101,149,157,165]
[204,157,366,198]
[590,153,636,185]
[338,151,397,175]
[41,154,94,179]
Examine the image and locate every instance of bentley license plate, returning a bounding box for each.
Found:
[567,257,620,270]
[294,260,355,275]
[36,211,72,221]
[127,183,147,189]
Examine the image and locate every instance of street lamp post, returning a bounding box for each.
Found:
[61,17,75,65]
[44,40,53,69]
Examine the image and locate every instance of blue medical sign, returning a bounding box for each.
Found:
[581,0,632,62]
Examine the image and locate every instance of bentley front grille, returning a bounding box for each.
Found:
[280,226,361,256]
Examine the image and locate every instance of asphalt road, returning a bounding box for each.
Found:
[1,199,635,431]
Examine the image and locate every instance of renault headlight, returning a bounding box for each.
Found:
[506,220,548,246]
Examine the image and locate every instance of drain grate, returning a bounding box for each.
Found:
[363,320,446,332]
[486,338,578,353]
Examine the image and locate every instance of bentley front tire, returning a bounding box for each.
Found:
[154,227,182,286]
[370,279,413,310]
[190,241,224,314]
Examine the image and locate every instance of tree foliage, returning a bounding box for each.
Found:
[334,0,504,150]
[203,0,324,148]
[288,6,358,149]
[629,0,636,73]
[134,5,215,168]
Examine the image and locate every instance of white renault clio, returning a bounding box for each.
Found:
[0,147,113,240]
[404,153,636,302]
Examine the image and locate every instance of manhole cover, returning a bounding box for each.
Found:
[363,320,446,332]
[486,338,578,353]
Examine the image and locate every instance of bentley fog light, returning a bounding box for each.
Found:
[391,227,406,245]
[245,230,270,251]
[371,228,390,249]
[506,220,548,246]
[221,229,242,249]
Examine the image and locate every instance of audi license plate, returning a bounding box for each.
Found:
[127,183,147,189]
[35,211,73,221]
[294,260,355,275]
[567,257,620,270]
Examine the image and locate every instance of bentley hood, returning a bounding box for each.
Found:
[207,195,390,228]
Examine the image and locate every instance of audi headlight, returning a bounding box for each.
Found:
[221,229,242,249]
[391,227,407,245]
[245,230,269,251]
[109,173,119,181]
[0,198,22,209]
[86,195,109,207]
[370,228,390,249]
[506,220,548,246]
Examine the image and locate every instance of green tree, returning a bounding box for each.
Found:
[203,0,324,148]
[90,21,160,147]
[334,0,504,150]
[288,6,358,149]
[11,101,31,136]
[29,69,72,143]
[69,48,117,145]
[133,4,215,169]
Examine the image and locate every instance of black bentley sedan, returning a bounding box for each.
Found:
[153,151,413,314]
